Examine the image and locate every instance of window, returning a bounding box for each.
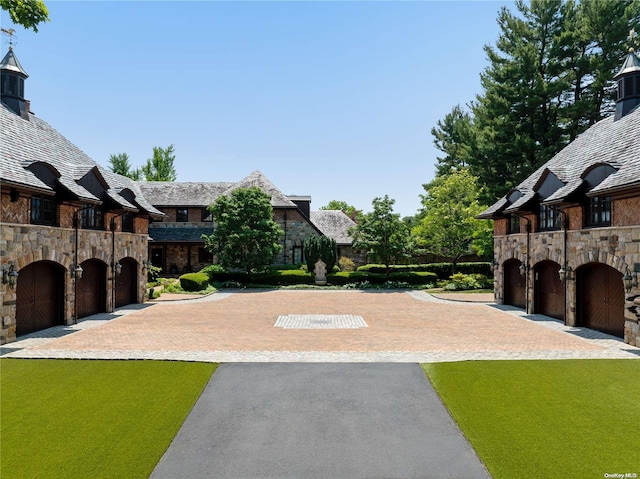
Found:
[122,213,134,233]
[293,246,303,264]
[538,205,560,231]
[509,215,521,234]
[587,196,611,227]
[198,247,213,263]
[176,208,188,222]
[81,204,104,230]
[201,208,213,222]
[30,195,55,225]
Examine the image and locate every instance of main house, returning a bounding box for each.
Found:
[138,171,365,274]
[479,50,640,347]
[0,47,164,344]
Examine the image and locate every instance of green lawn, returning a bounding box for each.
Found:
[423,360,640,479]
[1,359,217,479]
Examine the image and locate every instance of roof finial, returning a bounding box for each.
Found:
[629,28,637,53]
[1,28,16,50]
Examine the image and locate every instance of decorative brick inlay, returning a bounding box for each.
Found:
[275,314,368,329]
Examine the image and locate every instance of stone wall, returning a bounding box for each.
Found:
[493,219,640,346]
[0,221,149,344]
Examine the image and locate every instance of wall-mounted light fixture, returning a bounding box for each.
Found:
[113,261,122,276]
[558,266,572,282]
[71,264,83,281]
[519,263,527,278]
[623,267,638,293]
[2,264,19,289]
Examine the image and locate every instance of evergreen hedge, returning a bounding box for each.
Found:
[357,263,492,279]
[179,272,210,291]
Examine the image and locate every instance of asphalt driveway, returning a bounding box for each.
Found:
[150,363,491,479]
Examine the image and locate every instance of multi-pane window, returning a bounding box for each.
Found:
[81,204,104,230]
[121,213,134,232]
[201,208,213,222]
[176,208,189,222]
[538,205,560,231]
[587,196,611,227]
[509,215,521,234]
[293,246,303,265]
[198,247,213,263]
[30,195,55,225]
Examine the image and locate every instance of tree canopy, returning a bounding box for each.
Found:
[108,153,140,180]
[413,170,492,270]
[1,0,49,32]
[348,195,413,275]
[320,200,361,221]
[140,145,177,182]
[203,187,283,274]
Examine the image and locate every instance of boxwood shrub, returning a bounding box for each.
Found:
[356,263,492,279]
[179,272,210,291]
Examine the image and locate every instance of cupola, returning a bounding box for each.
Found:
[0,47,29,119]
[614,48,640,121]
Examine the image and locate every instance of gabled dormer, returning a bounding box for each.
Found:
[614,49,640,121]
[0,47,29,119]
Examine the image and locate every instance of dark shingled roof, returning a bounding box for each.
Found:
[478,106,640,218]
[0,102,163,217]
[137,181,235,207]
[309,210,356,245]
[222,170,297,208]
[148,226,214,242]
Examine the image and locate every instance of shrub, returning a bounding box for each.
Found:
[441,273,491,291]
[304,236,337,273]
[254,270,313,286]
[338,256,356,272]
[179,272,209,292]
[356,262,492,279]
[146,264,162,283]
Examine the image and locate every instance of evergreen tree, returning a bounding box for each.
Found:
[431,105,476,177]
[108,152,140,180]
[140,145,177,182]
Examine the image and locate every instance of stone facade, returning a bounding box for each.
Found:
[493,208,640,347]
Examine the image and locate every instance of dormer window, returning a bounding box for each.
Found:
[538,205,560,231]
[30,195,55,225]
[586,196,611,227]
[509,215,521,234]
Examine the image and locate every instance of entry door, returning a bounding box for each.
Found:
[535,261,564,320]
[16,261,64,336]
[504,260,526,309]
[151,248,164,271]
[579,264,625,338]
[76,259,106,318]
[115,258,137,308]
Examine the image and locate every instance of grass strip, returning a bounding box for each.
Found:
[1,359,217,479]
[423,360,640,479]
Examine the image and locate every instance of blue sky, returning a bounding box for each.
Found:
[2,0,511,217]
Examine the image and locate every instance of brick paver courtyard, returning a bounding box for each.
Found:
[2,290,638,362]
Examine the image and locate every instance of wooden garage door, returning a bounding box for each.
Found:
[535,261,564,320]
[115,258,137,308]
[76,259,106,319]
[504,260,526,309]
[16,261,64,336]
[579,264,624,338]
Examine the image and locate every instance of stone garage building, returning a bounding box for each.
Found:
[0,48,163,344]
[478,50,640,347]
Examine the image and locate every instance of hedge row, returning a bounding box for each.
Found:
[179,272,209,291]
[356,263,492,279]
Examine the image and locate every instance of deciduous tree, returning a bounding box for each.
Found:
[203,187,283,274]
[1,0,49,32]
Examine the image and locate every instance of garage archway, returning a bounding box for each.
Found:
[577,263,625,338]
[534,260,564,320]
[16,261,65,336]
[115,257,138,308]
[76,259,107,319]
[503,259,526,309]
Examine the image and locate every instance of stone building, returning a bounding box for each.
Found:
[0,47,163,344]
[138,171,363,273]
[478,50,640,346]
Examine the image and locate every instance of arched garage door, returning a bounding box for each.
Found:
[16,261,64,336]
[504,259,526,309]
[115,257,138,308]
[535,261,564,320]
[578,263,625,338]
[76,259,106,319]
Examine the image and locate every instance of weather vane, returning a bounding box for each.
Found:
[1,27,17,50]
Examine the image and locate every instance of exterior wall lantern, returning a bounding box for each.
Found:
[558,266,572,282]
[72,264,83,281]
[2,264,19,289]
[623,267,638,293]
[114,261,122,276]
[519,263,527,277]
